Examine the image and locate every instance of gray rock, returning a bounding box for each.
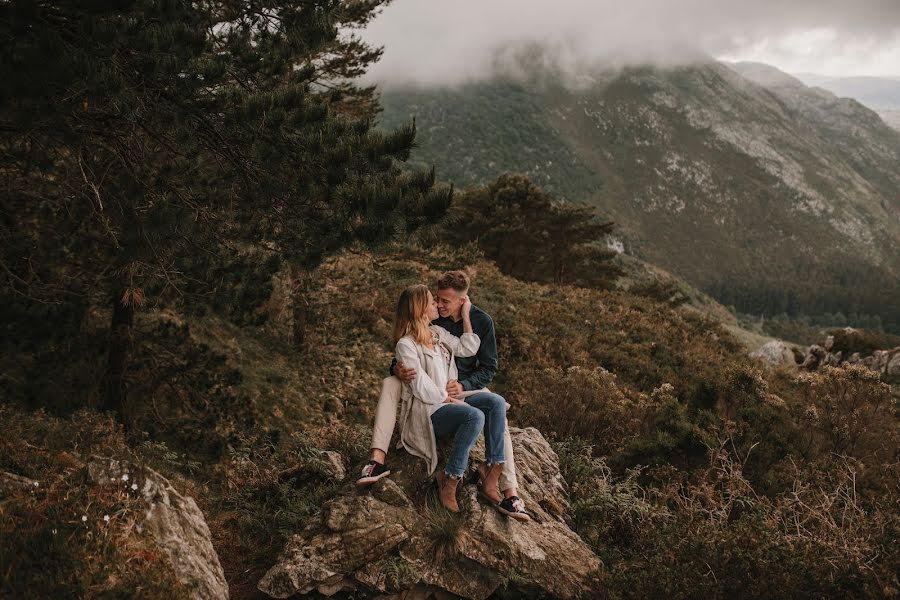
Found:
[258,428,602,599]
[885,350,900,380]
[750,341,798,368]
[87,458,229,600]
[278,450,346,483]
[823,335,835,352]
[823,351,841,367]
[801,344,827,370]
[319,451,347,481]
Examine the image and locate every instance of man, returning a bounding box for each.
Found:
[358,270,530,521]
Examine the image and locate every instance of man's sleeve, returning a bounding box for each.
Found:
[388,357,397,377]
[459,315,498,391]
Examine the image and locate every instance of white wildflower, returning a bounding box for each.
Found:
[52,529,58,535]
[81,515,87,522]
[32,481,39,487]
[121,473,129,482]
[131,483,138,491]
[103,514,110,523]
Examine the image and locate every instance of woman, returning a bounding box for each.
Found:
[390,284,507,512]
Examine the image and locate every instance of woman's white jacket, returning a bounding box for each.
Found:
[394,325,480,475]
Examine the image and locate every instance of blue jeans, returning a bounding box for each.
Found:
[464,392,507,465]
[431,403,485,477]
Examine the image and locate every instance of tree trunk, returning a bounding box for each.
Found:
[100,289,134,416]
[290,264,309,351]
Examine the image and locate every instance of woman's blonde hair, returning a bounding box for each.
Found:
[393,284,432,344]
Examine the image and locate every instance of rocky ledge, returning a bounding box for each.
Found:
[87,458,229,600]
[258,427,603,599]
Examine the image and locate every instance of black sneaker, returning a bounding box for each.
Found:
[497,495,531,522]
[356,460,391,486]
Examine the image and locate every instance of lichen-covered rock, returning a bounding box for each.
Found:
[801,340,900,382]
[801,344,827,369]
[884,349,900,381]
[258,427,602,599]
[279,450,347,484]
[320,451,347,481]
[87,458,229,600]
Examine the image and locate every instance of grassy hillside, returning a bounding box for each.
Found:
[3,247,898,598]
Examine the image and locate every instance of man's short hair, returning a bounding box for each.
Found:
[437,270,470,294]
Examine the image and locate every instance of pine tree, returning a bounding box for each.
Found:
[448,173,622,288]
[1,0,451,418]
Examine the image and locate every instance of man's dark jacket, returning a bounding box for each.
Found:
[391,305,498,391]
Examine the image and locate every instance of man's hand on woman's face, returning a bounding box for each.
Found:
[394,362,417,383]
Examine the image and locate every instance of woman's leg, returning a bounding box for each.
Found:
[463,392,506,465]
[431,403,485,477]
[370,376,402,460]
[358,377,401,485]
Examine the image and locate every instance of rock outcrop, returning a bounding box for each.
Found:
[258,427,602,599]
[87,458,229,600]
[798,343,900,381]
[750,340,799,368]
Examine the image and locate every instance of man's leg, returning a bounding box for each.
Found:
[463,392,506,465]
[495,424,529,520]
[431,403,485,477]
[464,392,519,493]
[499,423,519,498]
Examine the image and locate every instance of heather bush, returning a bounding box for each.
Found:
[795,364,897,461]
[510,366,645,455]
[556,420,899,599]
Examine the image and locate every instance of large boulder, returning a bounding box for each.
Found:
[258,427,602,599]
[884,349,900,381]
[750,341,798,368]
[801,344,827,370]
[87,458,229,600]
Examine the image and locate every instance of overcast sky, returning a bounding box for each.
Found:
[359,0,900,86]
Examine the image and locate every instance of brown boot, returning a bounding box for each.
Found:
[436,470,460,512]
[476,463,503,504]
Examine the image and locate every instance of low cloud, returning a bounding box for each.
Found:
[359,0,900,85]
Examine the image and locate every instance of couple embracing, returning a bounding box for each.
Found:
[356,271,530,522]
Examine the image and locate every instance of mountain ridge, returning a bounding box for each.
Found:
[377,60,900,330]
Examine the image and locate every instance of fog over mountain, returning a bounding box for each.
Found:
[360,0,900,86]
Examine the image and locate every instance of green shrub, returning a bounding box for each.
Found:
[616,383,711,471]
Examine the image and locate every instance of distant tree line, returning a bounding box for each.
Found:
[706,265,900,335]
